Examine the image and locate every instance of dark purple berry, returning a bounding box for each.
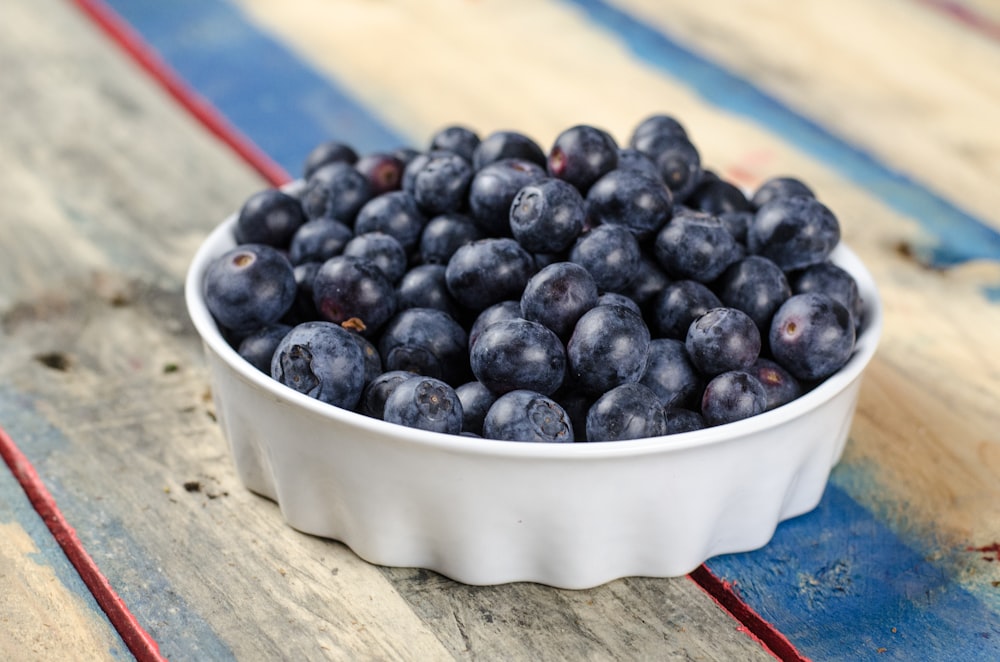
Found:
[509,178,586,253]
[655,209,744,282]
[203,244,297,333]
[470,318,566,396]
[769,293,855,381]
[701,370,767,426]
[429,125,480,163]
[585,383,667,441]
[472,130,547,170]
[234,189,307,248]
[569,224,641,293]
[586,169,673,239]
[749,196,840,271]
[312,255,397,336]
[567,305,650,395]
[685,307,761,377]
[288,218,353,265]
[302,140,358,179]
[750,176,815,209]
[270,321,366,409]
[483,390,574,443]
[383,375,463,434]
[520,262,598,340]
[547,124,619,194]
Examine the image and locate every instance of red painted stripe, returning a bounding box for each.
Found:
[69,0,292,188]
[0,426,166,662]
[914,0,1000,41]
[689,566,810,662]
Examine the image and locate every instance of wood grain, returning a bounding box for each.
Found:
[0,0,774,659]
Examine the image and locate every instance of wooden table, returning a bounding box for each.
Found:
[2,0,999,659]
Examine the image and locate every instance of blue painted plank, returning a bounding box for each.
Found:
[707,482,1000,661]
[101,0,408,177]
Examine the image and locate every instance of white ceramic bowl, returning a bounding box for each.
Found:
[185,205,882,589]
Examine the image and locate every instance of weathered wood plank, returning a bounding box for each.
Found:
[0,0,775,660]
[0,457,128,661]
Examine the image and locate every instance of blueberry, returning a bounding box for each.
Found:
[359,369,413,419]
[569,224,641,293]
[701,370,768,426]
[351,332,383,384]
[383,375,463,434]
[445,237,535,312]
[378,307,470,385]
[401,150,439,195]
[283,261,322,324]
[342,231,408,283]
[567,304,650,395]
[750,176,815,209]
[685,307,761,377]
[470,318,566,396]
[270,321,366,409]
[748,358,803,411]
[634,133,702,202]
[520,262,598,340]
[715,255,792,335]
[354,151,406,195]
[585,383,667,442]
[301,161,373,223]
[586,169,673,240]
[663,407,706,434]
[395,264,460,317]
[234,189,307,249]
[509,178,586,253]
[686,177,751,216]
[468,158,547,236]
[419,213,484,265]
[354,190,427,254]
[769,292,855,381]
[639,338,704,410]
[429,124,481,163]
[655,209,744,282]
[547,124,619,194]
[615,148,662,181]
[468,300,522,350]
[748,196,840,271]
[551,386,594,442]
[788,262,864,331]
[718,210,754,245]
[482,389,574,443]
[302,140,358,179]
[629,114,688,150]
[392,146,421,166]
[619,256,671,307]
[312,255,397,336]
[204,244,297,333]
[648,280,722,339]
[597,291,641,315]
[288,218,354,265]
[412,151,474,216]
[455,380,497,436]
[237,323,292,373]
[472,130,547,170]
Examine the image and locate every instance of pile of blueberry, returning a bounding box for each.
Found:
[202,115,864,443]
